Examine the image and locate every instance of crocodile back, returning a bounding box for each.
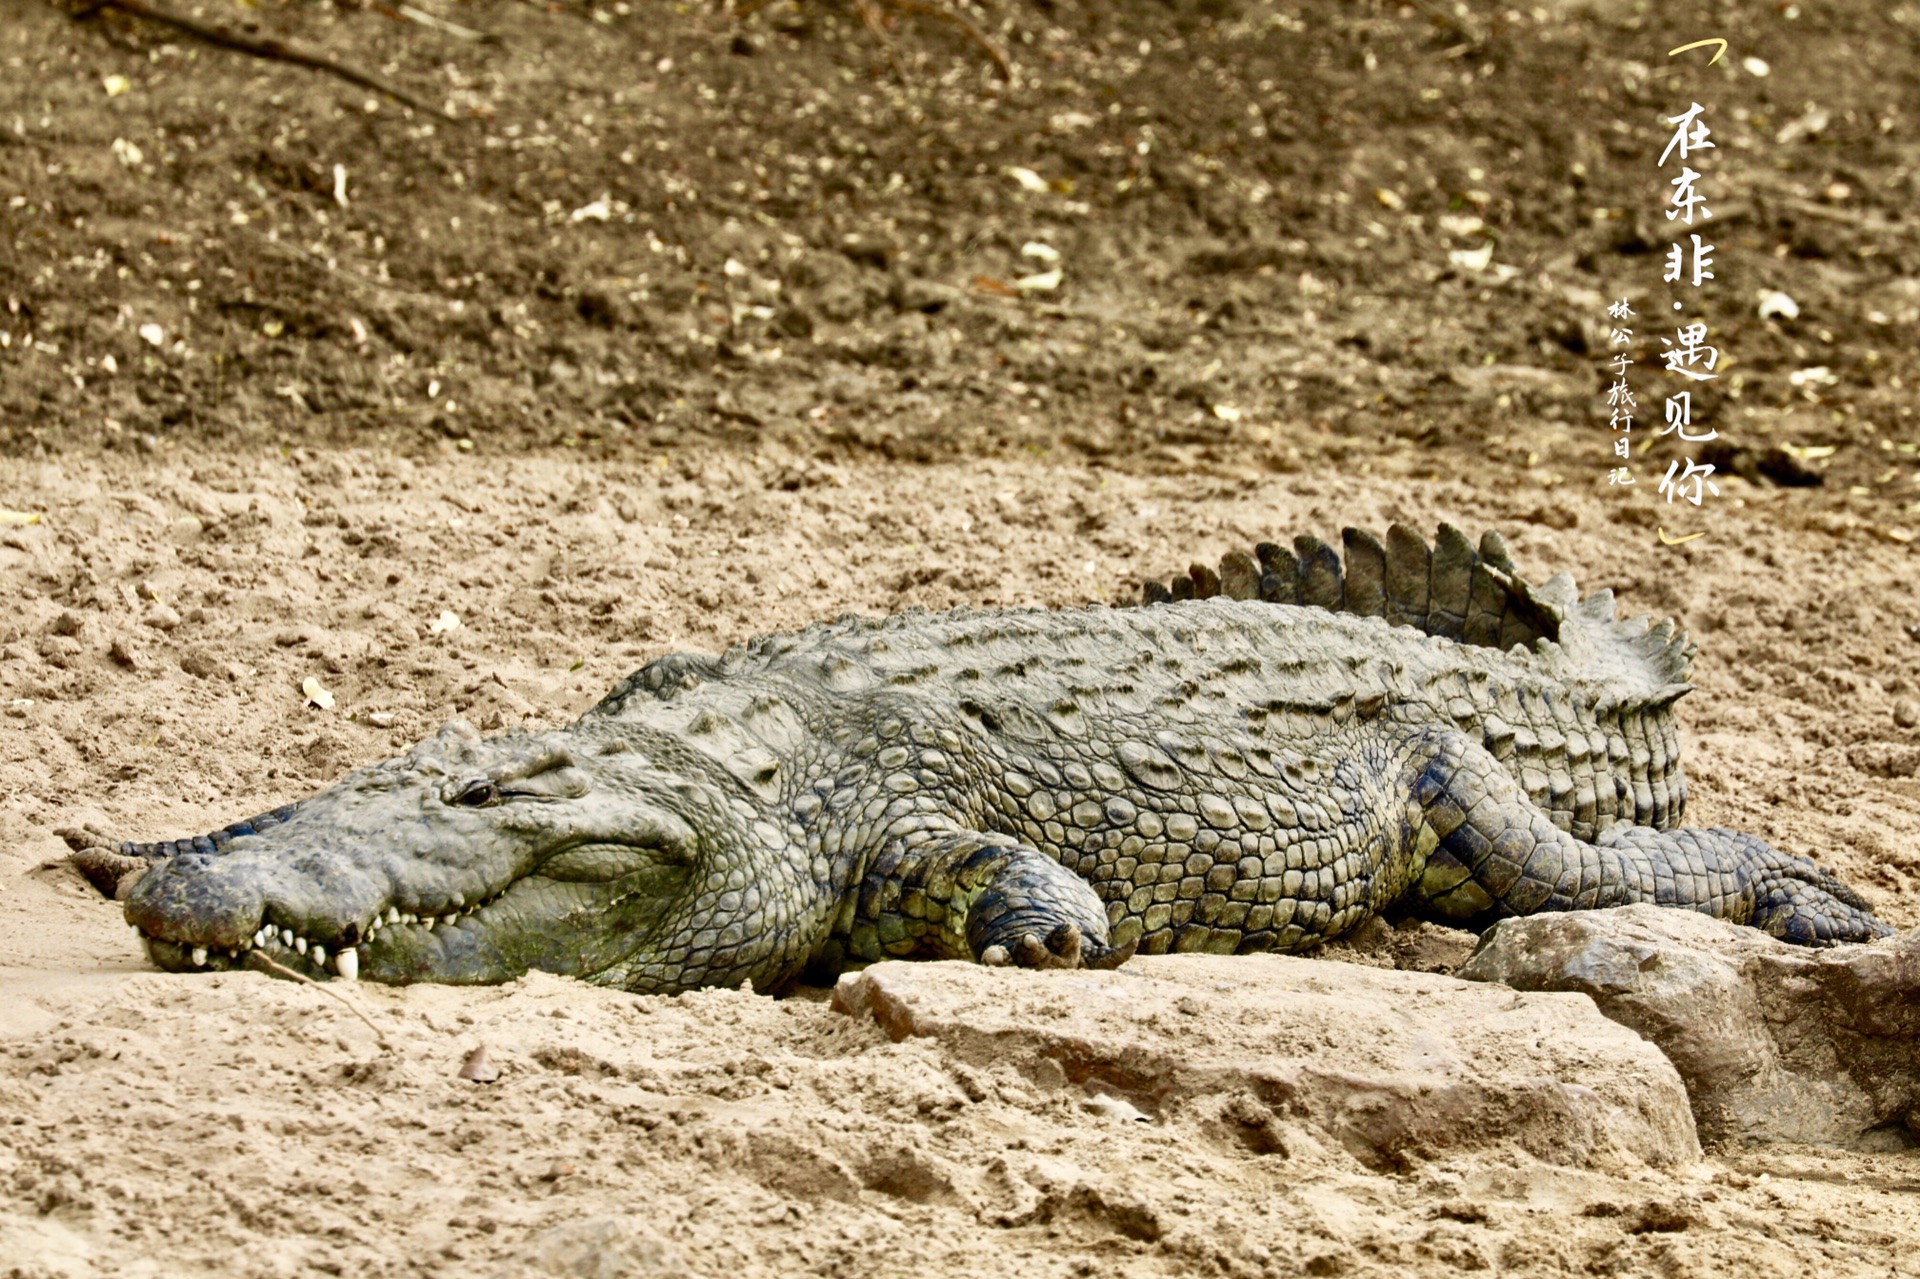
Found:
[596,589,1689,844]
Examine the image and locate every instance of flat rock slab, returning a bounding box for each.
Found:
[832,953,1698,1171]
[1460,904,1920,1148]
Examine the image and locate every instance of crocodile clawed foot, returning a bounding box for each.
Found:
[1017,923,1083,968]
[1084,935,1138,971]
[981,924,1135,971]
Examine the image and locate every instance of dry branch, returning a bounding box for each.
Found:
[60,0,440,115]
[876,0,1009,80]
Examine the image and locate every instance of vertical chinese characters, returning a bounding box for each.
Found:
[1656,101,1723,509]
[1605,298,1635,487]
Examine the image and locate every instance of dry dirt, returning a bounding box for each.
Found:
[4,0,1920,1275]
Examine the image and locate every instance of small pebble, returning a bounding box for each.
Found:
[144,604,182,631]
[1083,1093,1151,1123]
[368,711,396,729]
[1896,699,1920,730]
[459,1045,499,1083]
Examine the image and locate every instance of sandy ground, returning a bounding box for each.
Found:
[7,0,1920,1272]
[3,447,1920,1277]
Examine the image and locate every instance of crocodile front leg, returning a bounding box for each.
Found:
[1406,730,1890,944]
[842,827,1135,970]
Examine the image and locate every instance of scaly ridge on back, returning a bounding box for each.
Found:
[1140,522,1694,710]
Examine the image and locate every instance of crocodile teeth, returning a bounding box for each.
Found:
[280,927,294,947]
[190,946,207,967]
[294,936,308,955]
[386,907,401,926]
[421,916,434,931]
[335,949,359,981]
[253,929,268,948]
[312,946,327,968]
[441,914,457,928]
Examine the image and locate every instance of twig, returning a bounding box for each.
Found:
[878,0,1009,80]
[247,949,394,1051]
[852,0,908,83]
[1775,194,1916,240]
[377,2,502,45]
[63,0,439,115]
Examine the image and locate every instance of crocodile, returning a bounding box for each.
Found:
[70,524,1889,992]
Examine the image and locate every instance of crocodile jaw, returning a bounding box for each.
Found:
[118,720,737,989]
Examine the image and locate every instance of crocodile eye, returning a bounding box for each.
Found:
[451,778,501,808]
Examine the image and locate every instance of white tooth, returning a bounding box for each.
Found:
[441,914,457,928]
[254,929,268,948]
[190,946,207,967]
[335,949,359,981]
[386,908,401,926]
[294,937,308,955]
[312,946,327,967]
[280,927,294,947]
[422,916,434,931]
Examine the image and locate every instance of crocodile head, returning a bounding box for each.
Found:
[115,719,811,993]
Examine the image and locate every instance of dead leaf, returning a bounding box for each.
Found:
[0,510,42,526]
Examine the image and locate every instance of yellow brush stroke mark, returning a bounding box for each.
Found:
[1667,38,1728,65]
[1657,527,1708,546]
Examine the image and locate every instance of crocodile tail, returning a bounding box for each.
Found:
[1141,522,1694,692]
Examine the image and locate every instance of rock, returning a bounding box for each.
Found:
[1849,740,1920,778]
[458,1044,499,1083]
[832,954,1697,1170]
[108,636,142,668]
[36,635,82,669]
[143,603,181,631]
[1895,697,1920,729]
[1460,904,1920,1148]
[491,1217,694,1279]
